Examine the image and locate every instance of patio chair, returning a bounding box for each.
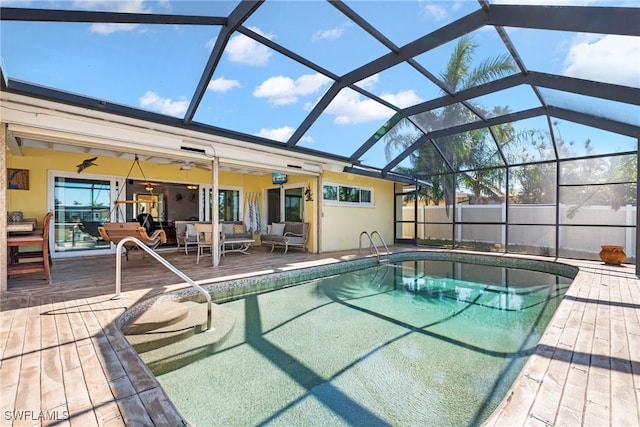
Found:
[175,220,201,254]
[194,223,214,264]
[261,222,309,254]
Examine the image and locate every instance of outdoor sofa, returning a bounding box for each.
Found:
[176,220,252,255]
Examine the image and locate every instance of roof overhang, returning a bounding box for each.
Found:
[1,91,351,176]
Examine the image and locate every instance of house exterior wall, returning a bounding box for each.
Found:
[5,148,327,254]
[320,170,394,252]
[6,147,217,219]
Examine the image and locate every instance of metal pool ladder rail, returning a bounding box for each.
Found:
[359,231,390,263]
[113,236,213,332]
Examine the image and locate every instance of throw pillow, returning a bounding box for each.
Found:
[221,223,234,236]
[289,223,303,235]
[185,223,196,237]
[271,222,286,236]
[233,224,245,234]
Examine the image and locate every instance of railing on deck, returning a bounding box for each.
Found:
[113,237,212,332]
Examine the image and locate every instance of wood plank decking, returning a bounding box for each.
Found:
[484,260,640,426]
[1,247,639,426]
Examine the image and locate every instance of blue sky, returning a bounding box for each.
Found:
[1,0,638,168]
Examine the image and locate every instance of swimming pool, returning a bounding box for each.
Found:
[150,254,575,426]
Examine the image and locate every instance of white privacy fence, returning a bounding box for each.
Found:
[402,204,637,259]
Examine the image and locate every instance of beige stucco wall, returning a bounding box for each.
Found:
[7,149,398,256]
[5,148,326,254]
[6,147,218,219]
[320,170,394,252]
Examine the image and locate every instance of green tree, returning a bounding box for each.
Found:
[385,35,517,210]
[508,120,637,211]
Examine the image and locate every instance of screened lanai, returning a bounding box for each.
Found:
[1,1,639,267]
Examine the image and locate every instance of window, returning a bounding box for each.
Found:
[53,176,112,253]
[323,183,373,206]
[267,186,305,223]
[323,185,337,201]
[284,187,303,221]
[218,189,240,221]
[339,186,360,202]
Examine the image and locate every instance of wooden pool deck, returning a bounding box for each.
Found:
[1,247,639,426]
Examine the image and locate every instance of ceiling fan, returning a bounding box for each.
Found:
[171,160,212,171]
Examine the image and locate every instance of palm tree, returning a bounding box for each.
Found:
[385,35,517,211]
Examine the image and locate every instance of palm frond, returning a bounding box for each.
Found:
[441,35,476,92]
[464,54,517,89]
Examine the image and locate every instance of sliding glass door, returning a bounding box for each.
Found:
[50,172,120,258]
[266,185,305,223]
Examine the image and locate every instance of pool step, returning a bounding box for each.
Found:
[134,302,237,375]
[123,300,190,335]
[124,300,236,365]
[125,301,208,353]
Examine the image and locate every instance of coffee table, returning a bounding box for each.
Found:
[220,238,254,257]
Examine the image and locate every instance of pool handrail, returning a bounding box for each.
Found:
[370,230,390,257]
[113,236,213,332]
[359,231,390,263]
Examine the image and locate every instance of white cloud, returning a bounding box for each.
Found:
[380,90,424,108]
[255,126,314,143]
[82,0,152,34]
[312,27,344,42]
[356,74,379,90]
[255,126,295,142]
[419,1,448,20]
[90,22,139,35]
[563,34,640,87]
[207,77,241,93]
[225,26,274,66]
[324,89,396,125]
[355,74,424,108]
[253,73,332,106]
[139,91,188,117]
[492,0,593,4]
[300,135,314,144]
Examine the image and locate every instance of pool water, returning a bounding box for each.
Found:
[156,260,572,426]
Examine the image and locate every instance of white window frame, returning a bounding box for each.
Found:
[48,170,124,258]
[322,182,374,207]
[201,185,244,222]
[263,183,306,224]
